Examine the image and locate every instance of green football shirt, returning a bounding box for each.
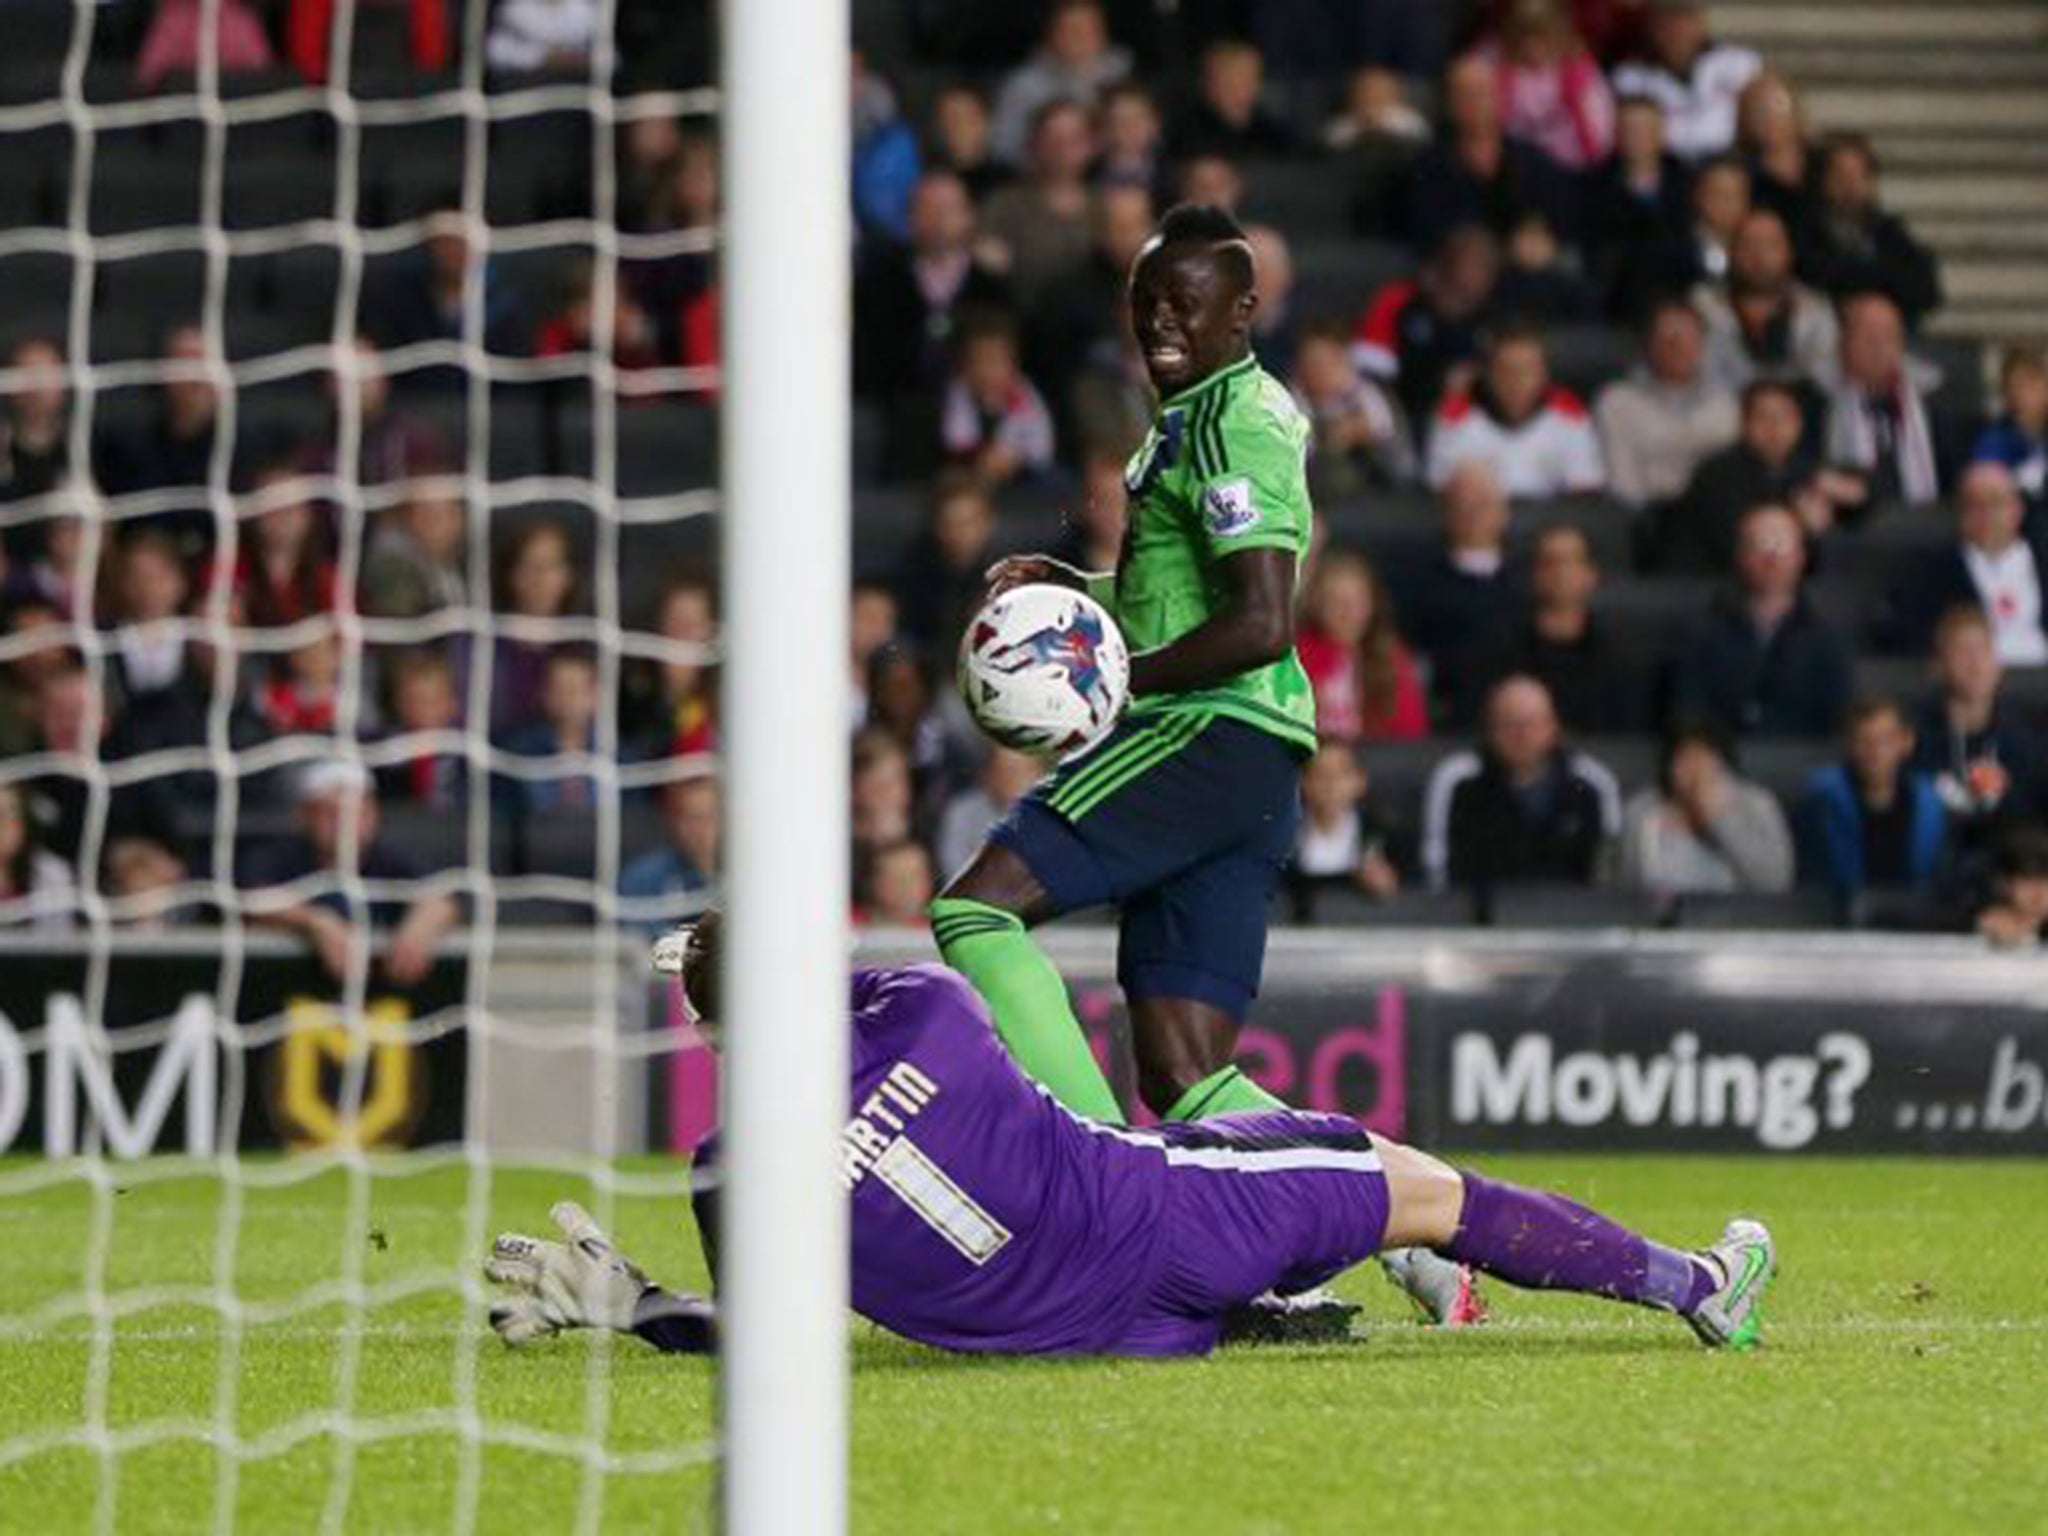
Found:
[1105,352,1318,755]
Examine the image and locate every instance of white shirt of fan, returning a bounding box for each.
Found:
[1964,539,2048,666]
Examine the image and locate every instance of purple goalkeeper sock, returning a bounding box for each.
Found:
[1443,1173,1716,1315]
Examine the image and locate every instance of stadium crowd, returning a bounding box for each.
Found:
[3,0,2048,957]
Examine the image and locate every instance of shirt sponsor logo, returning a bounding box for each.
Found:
[1203,476,1258,536]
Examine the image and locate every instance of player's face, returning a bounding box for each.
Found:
[1129,244,1252,395]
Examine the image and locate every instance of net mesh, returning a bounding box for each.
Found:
[0,2,722,1528]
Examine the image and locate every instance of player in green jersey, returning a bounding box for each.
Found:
[930,204,1480,1325]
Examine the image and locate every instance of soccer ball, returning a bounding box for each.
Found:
[958,584,1130,757]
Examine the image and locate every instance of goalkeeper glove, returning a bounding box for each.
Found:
[484,1201,653,1345]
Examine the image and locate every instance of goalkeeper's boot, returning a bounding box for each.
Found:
[1220,1287,1362,1346]
[1380,1247,1488,1328]
[1686,1218,1776,1352]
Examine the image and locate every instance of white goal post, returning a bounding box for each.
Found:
[718,2,851,1534]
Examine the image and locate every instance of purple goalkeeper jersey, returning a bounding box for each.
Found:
[695,964,1175,1354]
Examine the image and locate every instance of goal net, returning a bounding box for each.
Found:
[0,1,777,1529]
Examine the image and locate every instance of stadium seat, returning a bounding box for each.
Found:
[1291,238,1414,329]
[1853,654,1933,708]
[487,111,594,225]
[380,804,513,876]
[1544,324,1638,401]
[2000,667,2048,732]
[1517,494,1633,570]
[1238,157,1351,242]
[90,252,208,363]
[87,129,204,236]
[1574,735,1656,797]
[1673,890,1841,931]
[0,253,75,349]
[1482,883,1661,929]
[1293,884,1478,928]
[1739,739,1836,807]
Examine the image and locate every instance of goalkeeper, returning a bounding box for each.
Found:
[484,915,1776,1358]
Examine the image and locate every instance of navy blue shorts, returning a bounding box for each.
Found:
[990,709,1303,1020]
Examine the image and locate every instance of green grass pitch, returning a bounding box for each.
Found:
[3,1154,2044,1534]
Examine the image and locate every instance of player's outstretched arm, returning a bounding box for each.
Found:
[485,1200,718,1355]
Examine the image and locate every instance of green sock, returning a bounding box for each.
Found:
[929,897,1125,1125]
[1164,1064,1286,1123]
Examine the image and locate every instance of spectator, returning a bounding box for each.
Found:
[375,647,466,808]
[631,133,719,342]
[851,727,916,858]
[1051,453,1129,575]
[361,482,469,619]
[231,466,340,630]
[105,833,207,929]
[621,775,721,921]
[1694,209,1840,394]
[1291,323,1415,499]
[1324,66,1430,152]
[6,508,85,619]
[104,530,201,705]
[1405,52,1576,252]
[618,112,685,234]
[497,647,603,813]
[1244,224,1302,381]
[990,0,1131,166]
[490,518,582,733]
[1886,462,2048,664]
[857,838,937,928]
[1671,502,1854,738]
[309,336,452,488]
[0,337,71,512]
[1068,300,1155,460]
[0,780,74,930]
[1094,80,1167,197]
[1352,224,1503,425]
[1296,548,1427,743]
[1326,66,1430,232]
[484,0,600,77]
[1913,605,2047,839]
[243,761,461,986]
[1499,209,1597,320]
[939,312,1057,487]
[93,323,221,554]
[848,582,899,732]
[865,644,971,824]
[1288,742,1401,908]
[896,471,998,653]
[1974,825,2048,947]
[1654,378,1858,573]
[620,576,717,757]
[1595,299,1740,510]
[1824,292,1943,508]
[1799,134,1942,329]
[1030,183,1155,418]
[1618,724,1794,896]
[366,210,527,366]
[260,631,345,738]
[135,0,275,92]
[1611,0,1762,162]
[287,0,450,84]
[1618,154,1750,314]
[1424,325,1606,498]
[1587,96,1699,318]
[927,85,1011,203]
[1971,345,2048,520]
[1400,461,1523,708]
[1474,0,1615,172]
[1466,523,1641,733]
[982,101,1099,306]
[1173,38,1296,159]
[533,259,663,396]
[1734,69,1813,229]
[851,52,922,245]
[1176,153,1246,216]
[854,171,1012,413]
[936,749,1045,878]
[1421,673,1621,891]
[1798,697,1946,899]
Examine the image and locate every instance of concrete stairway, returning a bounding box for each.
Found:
[1716,0,2048,345]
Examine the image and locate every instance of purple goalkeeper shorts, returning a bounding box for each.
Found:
[1110,1110,1391,1357]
